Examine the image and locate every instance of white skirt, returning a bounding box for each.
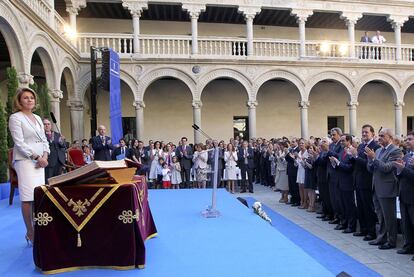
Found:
[14,159,45,202]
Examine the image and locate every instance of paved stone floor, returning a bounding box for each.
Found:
[234,184,414,277]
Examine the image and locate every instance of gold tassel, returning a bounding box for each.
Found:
[77,233,82,247]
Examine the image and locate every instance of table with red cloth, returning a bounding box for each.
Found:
[33,176,157,274]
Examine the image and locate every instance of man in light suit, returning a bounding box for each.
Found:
[238,140,255,193]
[393,131,414,260]
[92,125,114,161]
[367,128,403,249]
[175,137,193,188]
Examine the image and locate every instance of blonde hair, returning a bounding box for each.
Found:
[13,87,38,112]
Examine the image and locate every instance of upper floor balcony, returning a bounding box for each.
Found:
[15,0,414,65]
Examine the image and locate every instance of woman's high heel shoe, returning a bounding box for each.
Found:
[25,234,33,246]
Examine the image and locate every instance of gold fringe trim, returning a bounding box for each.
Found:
[145,232,158,241]
[36,264,144,275]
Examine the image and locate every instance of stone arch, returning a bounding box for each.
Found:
[137,67,196,101]
[197,68,252,100]
[252,70,305,100]
[58,57,77,99]
[355,72,401,103]
[402,75,414,102]
[79,67,138,101]
[0,2,27,73]
[28,32,59,89]
[305,71,355,102]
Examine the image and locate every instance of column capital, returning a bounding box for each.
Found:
[388,15,408,29]
[347,101,359,108]
[50,89,63,99]
[238,6,261,21]
[298,100,310,108]
[65,0,86,14]
[182,3,205,19]
[394,101,405,108]
[247,100,258,109]
[67,100,84,111]
[122,0,148,16]
[340,12,362,25]
[291,9,313,22]
[17,72,34,87]
[192,100,203,109]
[134,100,146,109]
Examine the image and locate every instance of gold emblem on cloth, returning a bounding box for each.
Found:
[34,212,53,226]
[68,199,91,217]
[118,209,140,224]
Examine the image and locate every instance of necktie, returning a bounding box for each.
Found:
[379,147,386,159]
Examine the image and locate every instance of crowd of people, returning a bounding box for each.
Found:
[9,87,414,263]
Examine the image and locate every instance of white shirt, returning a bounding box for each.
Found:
[371,35,386,44]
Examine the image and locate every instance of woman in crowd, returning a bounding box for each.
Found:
[163,143,175,167]
[83,145,94,164]
[149,141,163,185]
[224,143,238,193]
[304,143,317,212]
[9,87,50,245]
[275,142,289,203]
[193,143,208,189]
[296,139,308,209]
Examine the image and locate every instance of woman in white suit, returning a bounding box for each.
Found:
[9,87,50,245]
[192,143,208,189]
[224,143,238,193]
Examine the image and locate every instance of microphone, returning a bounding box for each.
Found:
[50,112,57,124]
[192,124,200,130]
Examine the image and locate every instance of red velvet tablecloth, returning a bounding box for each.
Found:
[33,176,157,274]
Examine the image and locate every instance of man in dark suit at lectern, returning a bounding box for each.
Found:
[92,125,114,161]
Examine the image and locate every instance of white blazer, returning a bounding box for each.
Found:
[9,111,50,161]
[224,151,238,167]
[193,150,208,169]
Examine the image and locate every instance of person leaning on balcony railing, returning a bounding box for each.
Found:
[371,30,386,60]
[360,31,372,59]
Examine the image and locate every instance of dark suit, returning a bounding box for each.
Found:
[368,144,402,246]
[336,150,357,230]
[111,146,132,160]
[326,141,343,221]
[238,147,254,192]
[45,131,66,183]
[92,135,114,161]
[175,145,193,188]
[315,152,332,218]
[397,152,414,250]
[285,146,300,205]
[352,140,380,236]
[360,36,371,59]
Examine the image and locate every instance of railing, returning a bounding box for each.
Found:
[77,33,414,64]
[77,33,134,55]
[140,35,191,56]
[253,39,299,58]
[21,0,52,25]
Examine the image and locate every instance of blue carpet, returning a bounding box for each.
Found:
[244,197,381,277]
[0,189,377,276]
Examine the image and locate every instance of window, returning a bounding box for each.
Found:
[327,116,344,134]
[233,116,249,139]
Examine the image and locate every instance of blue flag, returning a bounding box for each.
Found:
[109,49,123,145]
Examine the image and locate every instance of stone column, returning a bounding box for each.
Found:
[66,7,78,33]
[183,4,205,55]
[134,100,145,140]
[50,89,63,131]
[299,101,310,139]
[341,13,362,58]
[394,101,404,137]
[247,101,257,139]
[17,73,34,88]
[132,12,141,54]
[122,1,148,54]
[192,100,202,144]
[347,101,358,136]
[388,15,408,62]
[239,6,261,57]
[291,9,313,58]
[68,100,84,142]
